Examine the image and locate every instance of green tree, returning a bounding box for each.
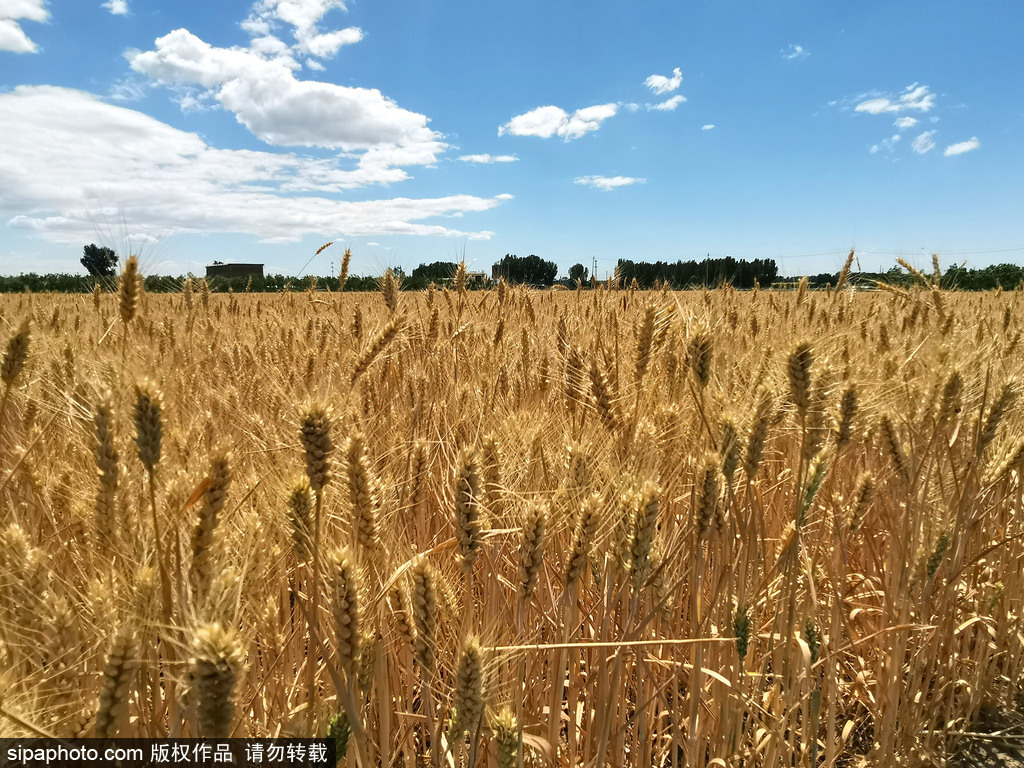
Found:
[412,261,457,282]
[493,254,558,286]
[569,263,588,283]
[81,244,118,276]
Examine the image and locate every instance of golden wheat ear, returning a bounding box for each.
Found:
[191,622,243,738]
[330,546,361,676]
[94,626,136,738]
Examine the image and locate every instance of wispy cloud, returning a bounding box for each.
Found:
[702,124,715,130]
[944,137,979,156]
[0,0,48,53]
[574,175,645,191]
[855,83,936,115]
[103,0,129,15]
[912,130,936,154]
[782,44,808,60]
[869,134,902,154]
[458,154,518,164]
[894,116,918,130]
[499,103,618,141]
[647,95,686,112]
[644,67,682,95]
[109,76,148,102]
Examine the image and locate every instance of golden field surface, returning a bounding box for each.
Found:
[1,270,1023,767]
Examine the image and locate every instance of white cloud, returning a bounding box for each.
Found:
[782,44,808,60]
[129,28,444,168]
[458,154,518,164]
[294,26,362,57]
[944,137,979,156]
[647,95,686,112]
[498,103,618,141]
[645,67,682,95]
[869,134,903,154]
[894,116,917,130]
[173,88,216,112]
[103,0,128,15]
[241,16,271,36]
[499,106,565,138]
[855,98,895,115]
[245,0,359,61]
[251,0,347,37]
[702,124,714,130]
[108,76,148,101]
[128,29,296,89]
[249,34,293,59]
[912,130,936,154]
[0,1,48,22]
[574,175,645,191]
[0,86,510,244]
[855,83,936,115]
[0,0,48,53]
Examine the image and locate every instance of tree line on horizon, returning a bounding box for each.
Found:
[0,244,1020,293]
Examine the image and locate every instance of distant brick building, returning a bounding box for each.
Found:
[205,262,264,279]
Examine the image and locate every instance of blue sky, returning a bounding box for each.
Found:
[1,0,1022,279]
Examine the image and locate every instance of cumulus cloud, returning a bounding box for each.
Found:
[128,29,296,88]
[944,137,979,156]
[252,0,345,34]
[912,130,936,154]
[125,0,368,147]
[498,103,618,141]
[294,26,362,57]
[855,83,936,115]
[894,116,918,130]
[104,0,128,15]
[647,95,686,112]
[701,124,714,130]
[245,0,361,60]
[0,86,509,244]
[574,175,645,191]
[458,154,517,164]
[128,27,445,170]
[0,0,48,53]
[644,67,682,95]
[782,44,808,60]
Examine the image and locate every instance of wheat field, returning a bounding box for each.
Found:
[1,258,1023,767]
